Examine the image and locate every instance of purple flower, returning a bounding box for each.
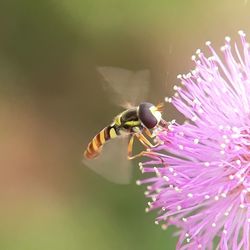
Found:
[138,31,250,250]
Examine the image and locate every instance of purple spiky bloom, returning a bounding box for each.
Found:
[138,31,250,250]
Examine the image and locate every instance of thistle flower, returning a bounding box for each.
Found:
[138,31,250,250]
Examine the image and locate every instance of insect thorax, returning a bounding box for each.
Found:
[113,108,143,134]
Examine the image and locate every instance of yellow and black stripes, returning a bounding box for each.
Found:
[84,126,118,159]
[84,104,164,162]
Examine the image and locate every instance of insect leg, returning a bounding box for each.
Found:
[127,134,134,159]
[127,134,145,160]
[136,132,160,148]
[127,134,165,161]
[144,128,154,138]
[143,128,162,147]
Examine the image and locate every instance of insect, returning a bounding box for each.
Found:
[83,67,167,183]
[84,102,166,160]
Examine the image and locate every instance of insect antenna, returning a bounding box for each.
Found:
[156,102,165,112]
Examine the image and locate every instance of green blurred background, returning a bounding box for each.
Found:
[0,1,250,249]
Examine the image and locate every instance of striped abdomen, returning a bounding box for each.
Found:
[84,126,118,159]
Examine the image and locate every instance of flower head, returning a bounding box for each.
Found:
[138,31,250,249]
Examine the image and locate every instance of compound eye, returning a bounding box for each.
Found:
[138,102,158,129]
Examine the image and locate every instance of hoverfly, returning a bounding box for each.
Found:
[83,67,167,184]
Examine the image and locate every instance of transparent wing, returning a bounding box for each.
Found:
[97,66,150,106]
[82,137,133,184]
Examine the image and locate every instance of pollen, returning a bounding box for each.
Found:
[225,36,231,42]
[177,205,182,211]
[193,138,199,144]
[169,167,174,172]
[205,40,211,46]
[204,195,210,200]
[163,176,169,182]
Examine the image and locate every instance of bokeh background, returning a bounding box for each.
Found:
[1,1,250,249]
